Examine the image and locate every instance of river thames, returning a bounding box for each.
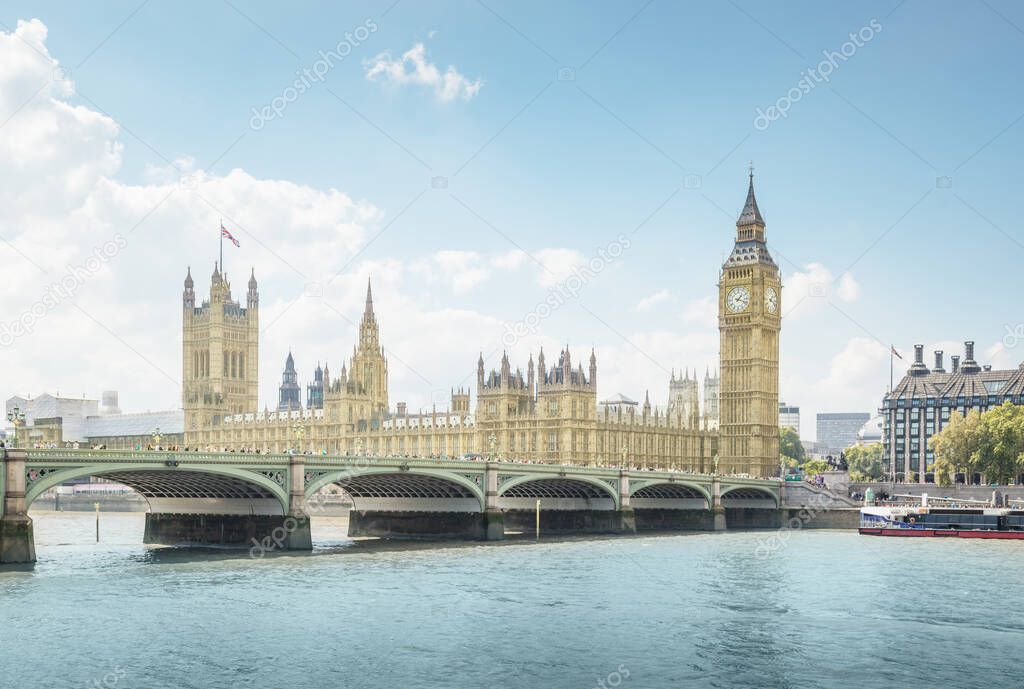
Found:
[1,513,1021,689]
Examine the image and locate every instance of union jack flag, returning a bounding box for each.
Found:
[220,222,240,247]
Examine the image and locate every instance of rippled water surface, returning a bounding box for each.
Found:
[1,512,1022,689]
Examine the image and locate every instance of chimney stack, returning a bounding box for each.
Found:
[933,350,945,373]
[951,355,960,373]
[910,344,929,375]
[961,341,980,373]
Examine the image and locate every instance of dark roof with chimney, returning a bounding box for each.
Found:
[886,359,1024,404]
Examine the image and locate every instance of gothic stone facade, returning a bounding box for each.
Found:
[183,177,780,476]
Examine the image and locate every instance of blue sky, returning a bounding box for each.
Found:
[2,0,1023,440]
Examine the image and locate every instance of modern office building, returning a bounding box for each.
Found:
[816,412,870,454]
[5,391,183,448]
[778,402,800,433]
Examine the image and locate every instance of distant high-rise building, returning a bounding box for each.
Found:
[816,412,870,453]
[778,402,800,434]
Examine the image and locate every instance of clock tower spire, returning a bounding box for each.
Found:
[718,169,781,477]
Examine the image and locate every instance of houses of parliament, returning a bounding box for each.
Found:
[183,175,781,477]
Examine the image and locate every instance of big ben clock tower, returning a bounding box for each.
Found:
[718,169,781,477]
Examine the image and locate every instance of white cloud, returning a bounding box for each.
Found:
[636,289,671,312]
[783,263,860,318]
[364,42,482,102]
[491,249,527,271]
[425,250,491,293]
[534,248,586,287]
[836,272,859,302]
[0,20,393,411]
[681,296,716,327]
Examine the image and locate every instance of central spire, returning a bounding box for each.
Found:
[736,166,765,228]
[364,276,374,317]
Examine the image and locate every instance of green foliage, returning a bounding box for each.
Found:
[929,403,1024,485]
[779,427,805,463]
[845,443,885,481]
[801,459,829,475]
[932,455,955,487]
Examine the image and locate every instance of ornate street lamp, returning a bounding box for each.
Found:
[6,406,26,446]
[354,437,364,457]
[487,433,498,461]
[151,427,162,449]
[292,421,305,454]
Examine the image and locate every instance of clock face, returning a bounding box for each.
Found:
[726,286,750,313]
[765,287,778,314]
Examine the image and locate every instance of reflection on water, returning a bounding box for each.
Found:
[1,512,1023,689]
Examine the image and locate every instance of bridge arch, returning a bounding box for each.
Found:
[24,463,290,515]
[721,486,778,509]
[629,482,711,510]
[497,474,619,509]
[305,468,485,512]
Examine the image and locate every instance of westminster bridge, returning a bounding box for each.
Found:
[0,448,856,563]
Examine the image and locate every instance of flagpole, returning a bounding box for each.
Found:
[890,345,893,393]
[219,219,223,273]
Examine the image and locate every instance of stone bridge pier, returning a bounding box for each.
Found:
[1,449,36,564]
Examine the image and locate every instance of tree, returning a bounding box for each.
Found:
[930,404,1024,485]
[779,427,805,465]
[845,443,885,481]
[929,409,982,482]
[975,402,1024,484]
[932,454,956,487]
[801,459,829,475]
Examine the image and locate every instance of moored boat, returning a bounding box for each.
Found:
[859,492,1024,539]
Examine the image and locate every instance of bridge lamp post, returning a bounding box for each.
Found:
[6,406,26,447]
[355,437,363,457]
[487,433,497,462]
[151,427,162,450]
[292,421,305,454]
